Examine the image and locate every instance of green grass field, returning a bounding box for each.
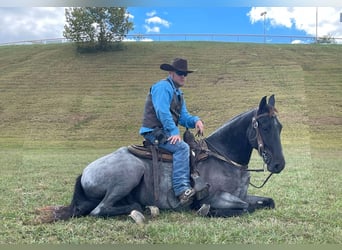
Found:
[0,42,341,243]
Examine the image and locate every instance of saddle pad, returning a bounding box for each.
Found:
[128,144,173,162]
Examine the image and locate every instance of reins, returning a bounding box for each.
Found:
[204,137,264,173]
[204,139,273,188]
[249,172,273,189]
[204,139,248,169]
[201,109,277,189]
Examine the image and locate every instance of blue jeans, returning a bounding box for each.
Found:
[144,132,191,197]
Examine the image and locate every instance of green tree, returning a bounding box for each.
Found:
[63,7,133,51]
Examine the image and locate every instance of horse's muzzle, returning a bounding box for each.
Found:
[263,149,285,174]
[268,157,285,174]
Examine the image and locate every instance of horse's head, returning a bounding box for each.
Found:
[248,95,285,174]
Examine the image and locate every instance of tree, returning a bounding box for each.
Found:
[63,7,133,51]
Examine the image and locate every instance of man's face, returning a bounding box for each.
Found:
[170,71,187,87]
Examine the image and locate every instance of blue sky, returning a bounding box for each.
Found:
[0,5,341,44]
[129,8,257,34]
[126,7,341,44]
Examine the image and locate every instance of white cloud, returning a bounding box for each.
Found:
[126,12,134,20]
[0,7,65,44]
[144,25,160,33]
[248,7,342,39]
[145,16,171,28]
[291,39,306,44]
[146,10,157,17]
[143,11,171,33]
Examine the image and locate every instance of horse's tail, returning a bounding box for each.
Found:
[35,174,97,223]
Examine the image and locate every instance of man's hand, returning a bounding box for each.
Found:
[168,135,182,144]
[195,120,204,136]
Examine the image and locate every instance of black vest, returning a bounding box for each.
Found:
[142,79,183,129]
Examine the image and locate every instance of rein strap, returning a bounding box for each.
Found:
[203,139,264,172]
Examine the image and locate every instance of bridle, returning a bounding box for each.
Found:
[249,108,278,188]
[252,113,267,156]
[252,110,275,164]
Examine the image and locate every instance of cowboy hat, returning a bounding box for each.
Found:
[160,58,195,73]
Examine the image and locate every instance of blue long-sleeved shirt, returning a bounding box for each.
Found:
[140,76,200,136]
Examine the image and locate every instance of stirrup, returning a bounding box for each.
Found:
[178,188,196,205]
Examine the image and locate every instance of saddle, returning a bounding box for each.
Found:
[127,143,173,162]
[127,130,209,167]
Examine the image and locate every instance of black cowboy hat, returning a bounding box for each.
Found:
[160,58,195,73]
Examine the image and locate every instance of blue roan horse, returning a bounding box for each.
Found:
[37,95,285,223]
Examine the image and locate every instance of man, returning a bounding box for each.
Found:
[140,58,204,205]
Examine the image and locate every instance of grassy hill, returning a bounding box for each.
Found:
[0,42,341,243]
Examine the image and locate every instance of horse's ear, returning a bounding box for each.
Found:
[258,96,267,114]
[268,94,275,107]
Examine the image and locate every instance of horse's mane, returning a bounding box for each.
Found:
[207,108,256,138]
[226,108,256,124]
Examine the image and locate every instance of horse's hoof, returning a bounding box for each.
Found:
[146,206,160,218]
[197,204,210,216]
[129,210,145,225]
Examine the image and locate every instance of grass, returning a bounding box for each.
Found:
[0,42,341,244]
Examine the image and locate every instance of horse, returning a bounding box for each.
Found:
[36,95,285,223]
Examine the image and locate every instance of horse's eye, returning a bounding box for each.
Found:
[260,121,271,132]
[262,125,270,132]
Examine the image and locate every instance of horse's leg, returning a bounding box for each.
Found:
[206,191,249,217]
[245,195,275,213]
[94,202,143,217]
[89,170,144,217]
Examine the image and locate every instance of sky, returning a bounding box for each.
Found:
[0,4,342,45]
